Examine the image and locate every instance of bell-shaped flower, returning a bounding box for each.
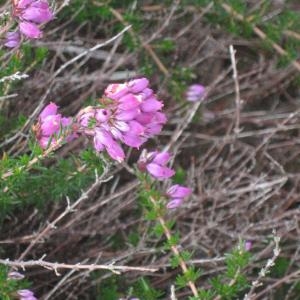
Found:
[4,31,21,48]
[19,21,42,39]
[17,289,37,300]
[138,150,175,180]
[186,84,206,102]
[166,184,192,209]
[34,102,75,149]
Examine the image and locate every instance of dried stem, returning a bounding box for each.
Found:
[149,197,199,298]
[17,171,112,261]
[0,258,157,275]
[229,44,241,134]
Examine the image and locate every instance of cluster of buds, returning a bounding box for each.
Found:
[76,77,166,162]
[137,150,192,209]
[137,150,174,181]
[166,184,192,209]
[5,0,53,48]
[32,102,75,149]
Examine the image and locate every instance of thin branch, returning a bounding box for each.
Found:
[17,171,112,261]
[0,258,157,275]
[229,45,242,134]
[244,231,281,300]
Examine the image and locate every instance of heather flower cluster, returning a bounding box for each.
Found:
[34,77,192,210]
[76,78,166,162]
[5,0,53,48]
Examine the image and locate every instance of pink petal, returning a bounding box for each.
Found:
[40,102,58,119]
[152,152,171,165]
[18,289,34,297]
[94,129,125,161]
[22,4,53,24]
[186,84,206,102]
[4,31,21,48]
[104,83,129,100]
[40,115,61,136]
[115,108,139,121]
[105,140,125,162]
[17,0,34,9]
[153,112,167,124]
[95,109,110,123]
[114,120,129,132]
[146,163,175,180]
[19,21,42,39]
[118,94,140,110]
[61,117,72,127]
[121,133,145,148]
[93,136,105,152]
[167,198,183,209]
[128,77,149,93]
[128,120,144,135]
[145,123,163,136]
[140,88,153,100]
[140,97,163,113]
[135,112,154,125]
[167,184,192,198]
[79,111,95,127]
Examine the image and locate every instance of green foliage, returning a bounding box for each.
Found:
[0,113,26,138]
[128,230,140,247]
[131,277,164,300]
[270,256,289,278]
[197,0,300,69]
[94,275,119,300]
[209,243,251,299]
[170,251,193,268]
[168,67,195,102]
[163,230,179,249]
[172,167,187,185]
[0,147,104,218]
[195,289,216,300]
[176,266,202,288]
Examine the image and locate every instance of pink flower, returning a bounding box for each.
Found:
[186,84,206,102]
[8,271,25,280]
[20,0,53,24]
[6,0,53,46]
[19,21,42,39]
[166,184,192,209]
[17,289,37,300]
[4,31,21,48]
[94,128,125,162]
[245,241,252,251]
[76,78,166,162]
[34,102,75,149]
[138,150,175,180]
